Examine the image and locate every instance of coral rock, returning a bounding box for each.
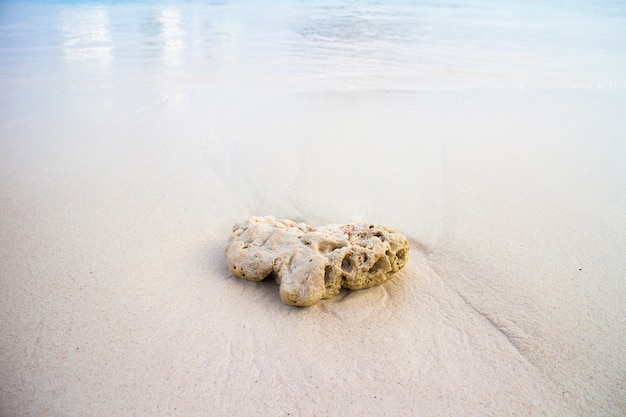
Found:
[225,216,409,306]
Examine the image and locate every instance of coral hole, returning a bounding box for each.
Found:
[324,265,333,288]
[368,257,388,274]
[341,256,353,274]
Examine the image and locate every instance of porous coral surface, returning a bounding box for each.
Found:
[225,216,409,306]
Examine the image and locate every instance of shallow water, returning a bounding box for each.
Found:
[1,0,625,97]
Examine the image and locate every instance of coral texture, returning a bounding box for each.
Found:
[225,216,409,306]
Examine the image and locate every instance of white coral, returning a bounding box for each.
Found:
[225,216,409,306]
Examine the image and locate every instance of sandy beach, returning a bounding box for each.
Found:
[1,1,625,416]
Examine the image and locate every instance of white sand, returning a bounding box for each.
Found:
[2,88,625,416]
[1,2,626,416]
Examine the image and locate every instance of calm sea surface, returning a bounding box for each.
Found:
[1,0,625,97]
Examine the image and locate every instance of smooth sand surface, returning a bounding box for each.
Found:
[1,2,626,416]
[2,89,625,416]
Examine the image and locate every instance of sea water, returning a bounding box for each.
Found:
[1,0,625,97]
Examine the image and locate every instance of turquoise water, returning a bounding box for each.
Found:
[1,0,625,95]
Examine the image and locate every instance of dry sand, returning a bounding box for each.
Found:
[1,87,625,416]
